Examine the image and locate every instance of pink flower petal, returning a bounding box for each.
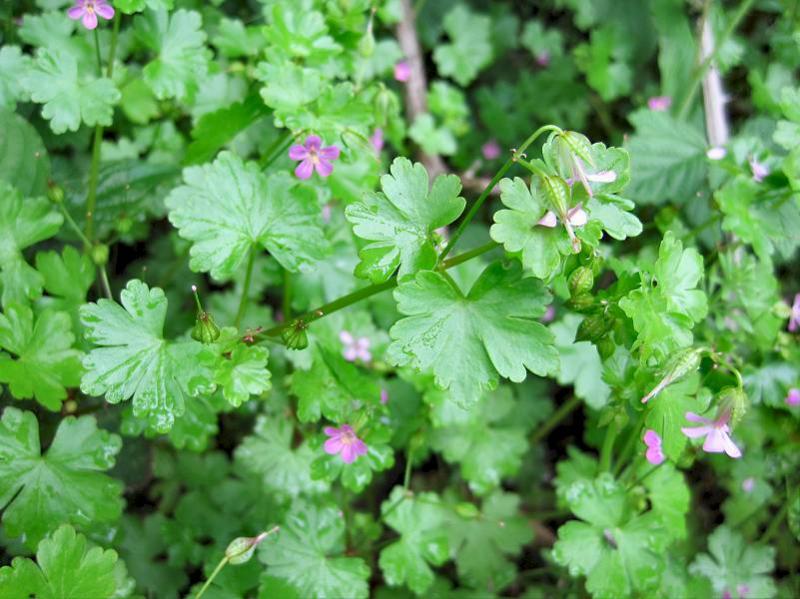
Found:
[343,347,358,362]
[294,159,314,180]
[352,438,368,456]
[323,426,340,437]
[357,348,372,362]
[318,145,340,161]
[394,61,411,82]
[586,170,617,183]
[68,6,85,19]
[643,430,661,448]
[356,337,371,350]
[314,158,334,177]
[340,443,357,463]
[482,140,501,160]
[380,389,389,404]
[82,10,98,29]
[96,2,114,19]
[324,437,344,455]
[305,135,322,151]
[786,389,800,406]
[646,446,665,465]
[681,425,711,439]
[647,96,672,112]
[339,425,355,434]
[685,411,714,424]
[706,147,726,160]
[339,330,354,345]
[567,205,588,227]
[537,211,558,228]
[722,434,742,458]
[288,144,309,161]
[702,428,726,453]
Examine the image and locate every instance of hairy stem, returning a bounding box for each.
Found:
[613,410,647,477]
[235,245,257,328]
[599,420,621,472]
[195,556,229,599]
[530,395,581,444]
[439,124,562,260]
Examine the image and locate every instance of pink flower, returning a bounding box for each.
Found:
[370,128,384,153]
[788,293,800,332]
[647,96,672,111]
[681,410,742,458]
[741,477,755,493]
[321,203,332,223]
[288,135,340,179]
[541,305,556,323]
[380,389,389,404]
[394,61,411,82]
[643,429,665,465]
[323,425,368,464]
[749,157,768,182]
[537,204,588,228]
[67,0,114,30]
[706,147,727,160]
[535,51,551,67]
[786,388,800,407]
[482,140,501,160]
[339,330,371,363]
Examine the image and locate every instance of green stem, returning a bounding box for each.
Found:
[57,202,92,247]
[515,157,551,180]
[613,410,648,477]
[282,269,292,321]
[253,241,498,341]
[195,556,229,599]
[259,130,293,169]
[403,447,414,490]
[99,266,112,300]
[625,462,661,490]
[530,396,581,444]
[599,420,621,472]
[106,12,121,78]
[235,245,256,328]
[676,0,756,120]
[438,124,562,260]
[93,28,102,76]
[760,500,791,544]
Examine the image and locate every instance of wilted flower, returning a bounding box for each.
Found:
[339,330,371,363]
[288,135,340,179]
[786,388,800,407]
[482,140,501,160]
[394,61,411,82]
[788,293,800,332]
[647,96,672,111]
[706,147,727,160]
[749,156,768,182]
[681,410,742,458]
[324,424,368,463]
[643,429,665,465]
[67,0,114,30]
[370,128,384,153]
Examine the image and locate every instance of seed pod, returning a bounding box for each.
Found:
[560,131,594,166]
[225,537,257,565]
[540,174,570,218]
[641,347,704,403]
[91,243,109,266]
[190,285,220,344]
[568,266,594,297]
[281,321,309,350]
[576,313,612,343]
[47,184,64,204]
[567,292,594,313]
[719,386,748,429]
[358,30,375,57]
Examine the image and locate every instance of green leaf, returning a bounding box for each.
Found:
[389,261,559,406]
[619,233,707,361]
[553,475,670,598]
[690,526,776,599]
[80,279,217,432]
[21,49,120,134]
[490,177,572,279]
[0,109,50,198]
[644,375,708,461]
[408,114,457,156]
[166,152,327,278]
[135,8,209,101]
[234,415,328,500]
[447,492,533,592]
[345,157,465,283]
[259,501,369,599]
[626,109,708,205]
[0,525,133,599]
[430,387,528,495]
[185,93,270,165]
[0,180,62,307]
[262,4,341,61]
[212,17,264,58]
[639,462,690,541]
[521,20,564,61]
[35,246,95,326]
[574,26,632,101]
[213,329,271,407]
[432,5,493,86]
[255,60,324,114]
[0,408,123,549]
[379,487,449,594]
[0,304,82,410]
[551,314,611,409]
[0,46,30,110]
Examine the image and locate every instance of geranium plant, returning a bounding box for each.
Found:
[0,0,798,597]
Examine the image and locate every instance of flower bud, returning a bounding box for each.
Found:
[373,85,397,128]
[91,244,109,266]
[718,386,748,429]
[559,131,594,166]
[358,30,375,57]
[225,537,257,565]
[190,285,220,344]
[540,174,570,218]
[47,184,64,204]
[641,347,704,403]
[567,292,594,313]
[281,321,309,350]
[575,313,612,343]
[568,266,594,297]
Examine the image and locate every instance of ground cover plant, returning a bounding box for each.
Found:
[0,0,798,597]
